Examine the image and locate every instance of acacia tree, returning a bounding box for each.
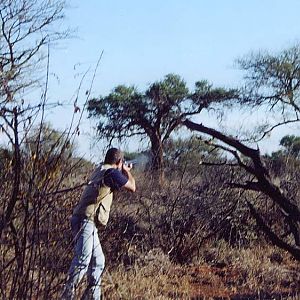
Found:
[87,74,237,181]
[183,44,300,260]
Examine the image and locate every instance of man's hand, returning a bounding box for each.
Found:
[122,162,133,173]
[122,163,136,192]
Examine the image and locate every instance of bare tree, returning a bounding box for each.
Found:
[0,0,67,102]
[0,1,83,299]
[237,44,300,139]
[0,0,67,235]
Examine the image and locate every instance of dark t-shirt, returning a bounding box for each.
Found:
[103,168,128,191]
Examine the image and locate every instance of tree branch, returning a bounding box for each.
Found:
[247,201,300,260]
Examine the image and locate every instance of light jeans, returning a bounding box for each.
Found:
[62,215,105,300]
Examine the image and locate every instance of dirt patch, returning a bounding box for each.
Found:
[180,264,300,299]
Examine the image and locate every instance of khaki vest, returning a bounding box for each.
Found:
[73,164,113,226]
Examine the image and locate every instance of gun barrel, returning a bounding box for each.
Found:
[126,159,138,165]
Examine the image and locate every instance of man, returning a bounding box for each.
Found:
[62,148,136,300]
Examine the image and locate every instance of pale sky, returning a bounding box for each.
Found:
[45,0,300,160]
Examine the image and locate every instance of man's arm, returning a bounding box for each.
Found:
[122,164,136,192]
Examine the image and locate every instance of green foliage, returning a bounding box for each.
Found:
[192,80,237,107]
[266,135,300,173]
[280,135,300,157]
[88,74,237,141]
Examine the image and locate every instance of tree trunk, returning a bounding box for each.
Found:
[150,133,165,184]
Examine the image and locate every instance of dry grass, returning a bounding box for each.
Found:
[98,243,300,300]
[102,253,191,299]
